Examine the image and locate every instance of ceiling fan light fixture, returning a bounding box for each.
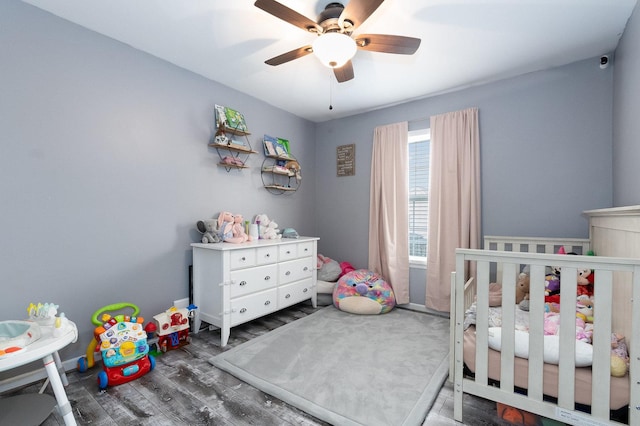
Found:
[312,32,356,68]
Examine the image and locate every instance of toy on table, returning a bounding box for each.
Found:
[76,302,154,390]
[150,304,197,353]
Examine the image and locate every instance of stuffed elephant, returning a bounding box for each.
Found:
[197,219,221,243]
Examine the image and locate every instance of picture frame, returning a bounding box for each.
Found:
[337,144,355,177]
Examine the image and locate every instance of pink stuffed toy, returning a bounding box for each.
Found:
[217,211,247,243]
[339,261,355,277]
[231,214,250,243]
[217,211,234,242]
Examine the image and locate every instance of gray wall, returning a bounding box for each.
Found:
[613,3,640,206]
[315,58,614,306]
[0,1,316,358]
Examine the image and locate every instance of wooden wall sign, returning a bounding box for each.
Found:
[336,144,355,177]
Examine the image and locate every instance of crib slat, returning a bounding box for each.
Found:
[591,269,613,419]
[500,262,516,392]
[557,268,577,409]
[527,264,546,402]
[629,266,640,426]
[475,261,490,387]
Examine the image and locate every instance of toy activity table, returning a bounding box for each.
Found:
[0,319,78,426]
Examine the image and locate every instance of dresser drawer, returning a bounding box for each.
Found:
[278,257,314,285]
[278,244,298,261]
[229,264,278,298]
[278,278,315,308]
[256,246,278,265]
[229,249,256,270]
[297,241,314,258]
[229,289,277,326]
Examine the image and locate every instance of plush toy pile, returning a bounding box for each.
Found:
[333,269,396,315]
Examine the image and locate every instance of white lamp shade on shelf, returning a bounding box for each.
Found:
[312,33,357,68]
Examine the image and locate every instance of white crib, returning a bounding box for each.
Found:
[451,234,640,425]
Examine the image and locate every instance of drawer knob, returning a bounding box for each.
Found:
[239,281,247,286]
[303,267,308,271]
[303,288,308,293]
[285,271,291,276]
[240,308,247,313]
[286,250,291,254]
[304,248,308,252]
[285,294,291,299]
[265,253,270,258]
[264,275,271,281]
[264,300,271,306]
[241,256,246,261]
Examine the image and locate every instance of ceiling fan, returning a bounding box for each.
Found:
[254,0,421,83]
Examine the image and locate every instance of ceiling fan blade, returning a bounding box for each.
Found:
[333,61,354,83]
[355,34,421,55]
[340,0,385,30]
[254,0,321,33]
[265,45,313,66]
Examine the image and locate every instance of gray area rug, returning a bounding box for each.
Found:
[210,306,450,426]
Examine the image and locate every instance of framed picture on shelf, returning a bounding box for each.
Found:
[263,135,277,156]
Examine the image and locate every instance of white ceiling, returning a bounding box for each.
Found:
[21,0,638,123]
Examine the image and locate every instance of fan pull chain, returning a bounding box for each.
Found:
[329,72,333,110]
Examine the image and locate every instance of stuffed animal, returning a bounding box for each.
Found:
[339,261,355,277]
[516,272,530,305]
[214,128,230,146]
[217,211,241,243]
[575,296,594,343]
[317,254,341,282]
[196,219,221,244]
[575,295,594,323]
[577,268,595,297]
[217,211,234,241]
[285,160,302,182]
[231,214,250,243]
[254,213,281,239]
[333,269,396,315]
[611,332,630,377]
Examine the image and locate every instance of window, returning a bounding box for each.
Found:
[408,129,430,261]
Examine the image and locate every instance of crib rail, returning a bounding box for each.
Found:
[452,249,640,426]
[484,235,590,284]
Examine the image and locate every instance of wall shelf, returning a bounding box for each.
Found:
[211,122,256,172]
[261,156,301,194]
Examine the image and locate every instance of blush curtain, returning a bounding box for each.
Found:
[368,122,410,304]
[426,108,481,312]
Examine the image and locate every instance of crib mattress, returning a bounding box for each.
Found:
[463,327,630,410]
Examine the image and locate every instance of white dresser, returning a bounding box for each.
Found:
[191,236,319,347]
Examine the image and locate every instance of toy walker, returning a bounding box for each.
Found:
[77,303,154,390]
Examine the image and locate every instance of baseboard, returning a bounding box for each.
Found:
[398,302,450,318]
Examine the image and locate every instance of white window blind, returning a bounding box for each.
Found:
[408,129,430,259]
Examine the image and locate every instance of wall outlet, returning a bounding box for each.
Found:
[173,298,189,309]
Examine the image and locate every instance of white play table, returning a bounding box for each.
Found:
[0,319,78,426]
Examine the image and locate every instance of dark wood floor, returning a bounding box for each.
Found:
[4,303,514,425]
